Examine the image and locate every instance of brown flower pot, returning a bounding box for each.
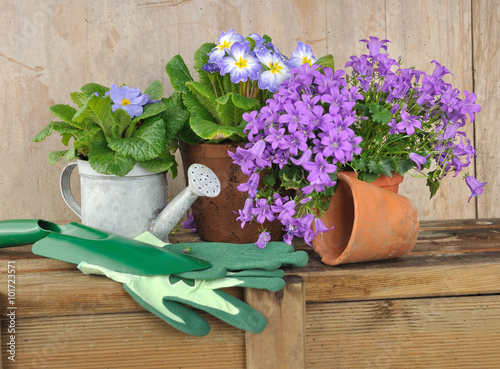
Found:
[179,142,286,243]
[312,172,419,266]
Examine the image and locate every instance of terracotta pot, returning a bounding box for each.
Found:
[340,171,404,193]
[312,172,419,266]
[179,142,286,243]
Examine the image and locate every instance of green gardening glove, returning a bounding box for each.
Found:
[136,232,309,280]
[78,262,285,336]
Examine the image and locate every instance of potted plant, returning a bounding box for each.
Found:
[232,36,486,260]
[165,29,334,243]
[32,81,183,238]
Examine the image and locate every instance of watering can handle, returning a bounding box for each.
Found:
[60,162,82,219]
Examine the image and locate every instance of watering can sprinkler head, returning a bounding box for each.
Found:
[150,163,221,242]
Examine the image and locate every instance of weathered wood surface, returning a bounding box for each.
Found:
[245,276,306,369]
[1,219,499,368]
[0,0,497,224]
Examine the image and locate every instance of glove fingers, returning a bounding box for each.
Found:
[123,285,211,337]
[230,276,286,292]
[167,289,267,334]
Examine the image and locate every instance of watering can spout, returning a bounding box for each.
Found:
[150,164,221,242]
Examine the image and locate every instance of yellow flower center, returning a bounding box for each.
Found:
[218,40,232,51]
[269,62,283,75]
[235,57,248,69]
[302,56,313,66]
[121,98,131,106]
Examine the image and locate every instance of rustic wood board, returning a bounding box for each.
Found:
[1,312,246,369]
[472,0,500,218]
[305,295,500,368]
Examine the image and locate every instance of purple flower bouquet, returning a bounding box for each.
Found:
[232,36,486,248]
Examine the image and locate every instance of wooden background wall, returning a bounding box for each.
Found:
[1,0,498,224]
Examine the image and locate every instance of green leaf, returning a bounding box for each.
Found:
[245,36,256,50]
[178,124,203,145]
[74,126,102,150]
[70,92,86,108]
[73,95,118,138]
[88,137,136,176]
[215,92,260,126]
[131,102,168,124]
[182,91,213,121]
[368,103,392,124]
[358,171,379,182]
[185,81,219,122]
[49,104,78,124]
[140,150,178,178]
[279,165,304,189]
[427,176,440,199]
[263,34,272,43]
[314,54,335,71]
[113,109,132,137]
[81,83,110,98]
[144,80,164,100]
[165,55,193,93]
[396,158,415,176]
[194,43,215,71]
[379,157,394,177]
[223,73,238,94]
[107,117,166,161]
[263,173,276,187]
[33,122,56,142]
[47,150,72,165]
[163,108,188,147]
[189,116,245,140]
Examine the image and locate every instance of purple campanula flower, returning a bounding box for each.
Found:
[465,176,487,202]
[303,153,337,187]
[395,107,422,135]
[271,196,296,222]
[236,198,255,228]
[181,213,197,233]
[237,173,260,199]
[109,84,150,118]
[359,36,391,58]
[255,231,271,249]
[409,153,429,171]
[219,41,260,83]
[252,198,276,224]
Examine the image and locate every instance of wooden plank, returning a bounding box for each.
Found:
[472,0,500,218]
[245,276,306,369]
[325,0,386,69]
[386,0,475,221]
[305,295,500,368]
[1,312,245,369]
[0,0,87,224]
[241,0,328,57]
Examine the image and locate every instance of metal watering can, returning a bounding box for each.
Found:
[60,160,221,242]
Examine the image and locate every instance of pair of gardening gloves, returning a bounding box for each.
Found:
[79,231,309,337]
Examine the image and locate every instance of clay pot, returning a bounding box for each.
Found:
[312,172,419,266]
[179,142,286,243]
[340,171,404,193]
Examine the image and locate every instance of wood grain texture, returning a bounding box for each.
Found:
[472,0,500,218]
[306,295,500,368]
[1,312,246,369]
[245,276,306,369]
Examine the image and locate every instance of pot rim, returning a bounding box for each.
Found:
[76,159,164,178]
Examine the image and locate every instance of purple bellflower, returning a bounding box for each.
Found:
[465,176,487,202]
